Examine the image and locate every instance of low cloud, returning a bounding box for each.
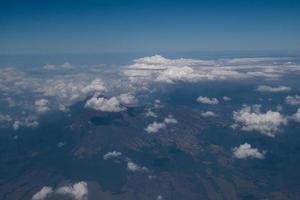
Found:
[223,96,231,101]
[103,151,122,160]
[85,96,125,112]
[145,115,178,133]
[201,111,216,117]
[35,99,50,114]
[292,108,300,122]
[145,122,166,133]
[233,105,287,137]
[256,85,291,93]
[126,159,148,172]
[56,181,88,200]
[197,96,219,105]
[286,95,300,105]
[32,186,53,200]
[233,143,266,159]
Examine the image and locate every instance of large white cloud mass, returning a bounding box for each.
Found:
[233,143,266,159]
[197,96,219,105]
[286,95,300,105]
[56,181,88,200]
[233,105,287,137]
[123,55,299,83]
[256,85,291,93]
[32,186,53,200]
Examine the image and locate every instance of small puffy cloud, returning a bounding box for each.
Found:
[32,186,53,200]
[145,108,157,118]
[197,96,219,105]
[233,143,266,159]
[118,93,138,106]
[285,95,300,105]
[126,159,148,172]
[56,181,88,200]
[103,151,122,160]
[292,108,300,122]
[35,99,50,114]
[256,85,291,93]
[13,116,39,131]
[164,115,178,124]
[145,122,166,133]
[85,96,125,112]
[223,96,231,101]
[233,105,287,137]
[201,111,216,117]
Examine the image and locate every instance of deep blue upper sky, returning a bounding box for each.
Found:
[0,0,300,54]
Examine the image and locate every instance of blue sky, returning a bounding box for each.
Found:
[0,0,300,54]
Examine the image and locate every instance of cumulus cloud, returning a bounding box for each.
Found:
[201,111,216,117]
[145,115,178,133]
[13,116,39,131]
[145,122,166,133]
[197,96,219,105]
[256,85,291,93]
[85,96,125,112]
[32,186,53,200]
[223,96,231,101]
[145,108,157,118]
[233,143,266,159]
[118,93,138,106]
[292,108,300,122]
[35,99,50,114]
[103,151,122,160]
[126,159,148,172]
[164,115,178,124]
[285,95,300,105]
[123,55,297,84]
[56,181,88,200]
[233,105,287,137]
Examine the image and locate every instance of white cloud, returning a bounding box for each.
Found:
[292,108,300,122]
[123,55,298,84]
[164,115,178,124]
[103,151,122,160]
[233,143,266,159]
[223,96,231,101]
[145,122,166,133]
[13,116,39,131]
[85,96,125,112]
[35,99,50,114]
[118,93,138,106]
[42,62,73,70]
[145,115,177,133]
[56,181,88,200]
[256,85,291,93]
[126,159,148,172]
[285,95,300,105]
[145,108,157,118]
[156,195,164,200]
[197,96,219,105]
[233,105,287,137]
[32,186,53,200]
[201,111,216,117]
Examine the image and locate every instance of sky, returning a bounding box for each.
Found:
[0,0,300,54]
